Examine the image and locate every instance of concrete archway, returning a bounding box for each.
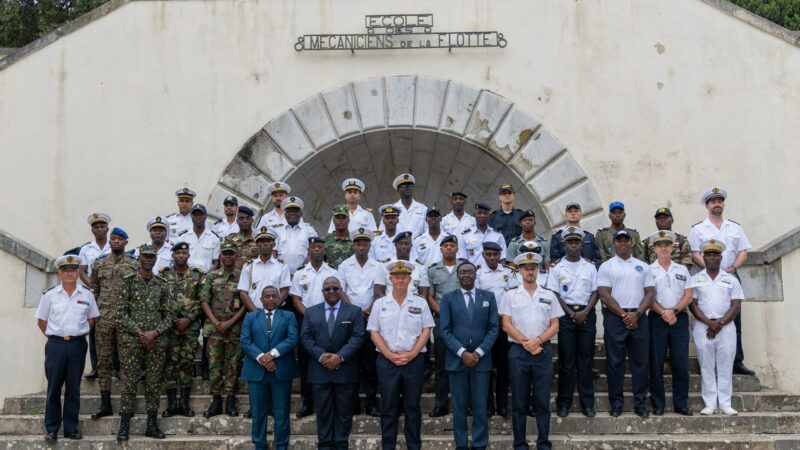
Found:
[209,76,605,234]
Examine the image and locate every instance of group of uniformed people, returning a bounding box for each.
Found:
[35,174,755,450]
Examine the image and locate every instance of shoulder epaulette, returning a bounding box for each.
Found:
[598,227,609,231]
[214,218,223,224]
[582,257,594,264]
[158,267,169,274]
[380,258,391,263]
[42,285,57,294]
[729,219,741,225]
[552,258,561,266]
[155,274,168,282]
[415,259,425,266]
[167,212,178,218]
[296,264,306,270]
[540,236,548,242]
[366,207,373,212]
[210,230,220,238]
[461,228,471,234]
[123,272,136,279]
[511,236,520,242]
[277,258,286,264]
[476,264,482,270]
[192,267,204,274]
[692,221,703,227]
[429,263,437,269]
[177,230,188,236]
[503,263,516,270]
[325,262,335,269]
[374,231,383,236]
[627,228,638,233]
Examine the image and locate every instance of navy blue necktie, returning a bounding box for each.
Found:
[466,291,475,320]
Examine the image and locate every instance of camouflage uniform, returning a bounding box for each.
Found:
[323,232,353,269]
[159,266,204,390]
[116,271,175,414]
[643,232,692,268]
[200,267,244,396]
[595,226,645,262]
[89,253,138,391]
[224,232,259,272]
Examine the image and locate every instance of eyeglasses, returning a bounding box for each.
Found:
[323,287,340,292]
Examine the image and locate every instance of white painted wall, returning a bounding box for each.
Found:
[0,0,797,395]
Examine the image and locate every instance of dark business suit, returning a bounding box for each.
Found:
[301,301,365,449]
[240,309,299,450]
[440,288,499,450]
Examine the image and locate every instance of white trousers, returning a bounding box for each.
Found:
[693,322,736,409]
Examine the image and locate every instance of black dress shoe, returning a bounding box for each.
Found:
[498,407,510,418]
[675,407,693,416]
[466,406,473,416]
[610,407,623,417]
[243,408,252,418]
[84,369,98,380]
[64,431,82,440]
[45,432,57,442]
[526,405,535,417]
[487,406,495,416]
[733,364,756,376]
[429,407,448,418]
[652,408,664,416]
[295,405,313,418]
[582,406,596,417]
[635,408,650,418]
[556,406,569,417]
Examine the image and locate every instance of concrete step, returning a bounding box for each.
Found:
[0,433,798,449]
[5,389,797,415]
[76,373,762,395]
[2,412,800,436]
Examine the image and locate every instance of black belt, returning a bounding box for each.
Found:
[567,305,589,311]
[48,334,87,341]
[621,308,639,313]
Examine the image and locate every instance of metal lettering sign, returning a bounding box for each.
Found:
[295,14,507,52]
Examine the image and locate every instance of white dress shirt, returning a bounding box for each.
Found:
[649,260,691,310]
[379,199,429,236]
[290,262,339,308]
[688,218,752,269]
[257,210,289,235]
[547,258,598,306]
[379,258,430,296]
[458,226,507,264]
[275,221,318,274]
[369,231,398,262]
[167,212,193,242]
[34,284,100,337]
[413,231,445,267]
[690,269,744,319]
[79,240,111,275]
[498,285,564,342]
[212,217,240,240]
[237,256,291,309]
[597,255,655,309]
[183,227,221,272]
[367,293,435,352]
[441,211,475,236]
[476,263,518,307]
[336,255,385,310]
[327,205,378,234]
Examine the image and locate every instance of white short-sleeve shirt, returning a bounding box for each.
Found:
[457,227,507,264]
[34,284,100,337]
[546,258,598,306]
[336,255,385,310]
[327,205,378,234]
[275,222,318,274]
[167,212,193,242]
[498,286,564,342]
[380,258,430,296]
[690,269,744,319]
[367,293,435,352]
[597,255,655,309]
[441,211,475,236]
[369,231,397,263]
[413,231,445,267]
[79,240,111,275]
[289,263,339,308]
[182,228,221,273]
[379,199,429,237]
[688,218,752,269]
[237,256,291,309]
[212,218,240,240]
[649,260,691,310]
[476,263,518,308]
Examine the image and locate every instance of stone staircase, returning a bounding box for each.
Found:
[2,341,799,449]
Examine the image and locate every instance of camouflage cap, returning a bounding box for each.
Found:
[333,204,349,216]
[139,244,157,255]
[220,242,236,253]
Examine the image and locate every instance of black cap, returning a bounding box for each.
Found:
[498,183,514,194]
[519,209,535,222]
[441,235,458,246]
[474,202,492,211]
[223,195,238,206]
[393,231,413,243]
[482,242,502,252]
[308,236,325,245]
[191,204,207,214]
[654,207,672,217]
[426,206,442,216]
[172,242,190,252]
[237,206,254,217]
[565,202,581,211]
[451,191,468,198]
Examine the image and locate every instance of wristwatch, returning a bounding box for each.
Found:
[673,308,681,314]
[635,311,643,318]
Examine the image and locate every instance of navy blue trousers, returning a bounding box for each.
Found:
[649,311,690,410]
[556,307,596,409]
[355,317,378,410]
[509,342,553,450]
[449,368,490,449]
[88,327,98,370]
[44,336,87,434]
[603,310,650,410]
[312,381,356,450]
[489,327,510,411]
[376,353,424,450]
[248,372,291,450]
[432,315,450,409]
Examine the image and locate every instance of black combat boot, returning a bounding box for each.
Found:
[225,395,238,417]
[116,413,130,442]
[179,387,195,417]
[91,390,113,419]
[203,395,222,418]
[145,410,165,439]
[162,389,178,417]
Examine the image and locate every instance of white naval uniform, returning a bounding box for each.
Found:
[275,222,318,274]
[369,231,398,263]
[327,205,377,234]
[412,231,445,267]
[211,217,240,240]
[546,258,598,307]
[237,256,291,309]
[336,255,385,310]
[379,199,428,236]
[596,255,655,309]
[78,240,111,276]
[457,226,507,265]
[167,212,193,242]
[690,269,743,409]
[256,209,289,236]
[379,258,430,296]
[688,218,752,269]
[441,211,475,236]
[475,263,518,310]
[134,240,174,273]
[367,292,435,352]
[181,227,221,273]
[35,284,100,337]
[289,262,338,309]
[649,260,690,310]
[498,286,564,342]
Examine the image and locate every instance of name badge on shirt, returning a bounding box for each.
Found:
[538,297,551,305]
[675,274,687,281]
[77,300,89,305]
[482,301,489,307]
[408,306,422,315]
[635,265,644,272]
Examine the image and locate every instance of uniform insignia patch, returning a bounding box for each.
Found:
[562,285,568,292]
[538,298,551,305]
[675,274,687,281]
[408,306,422,314]
[635,265,644,272]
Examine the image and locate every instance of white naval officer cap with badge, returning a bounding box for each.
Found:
[54,254,81,269]
[175,187,197,199]
[342,178,366,192]
[280,196,303,210]
[560,226,585,241]
[649,230,676,245]
[386,260,414,275]
[87,213,111,226]
[269,182,291,194]
[513,252,542,267]
[701,239,726,253]
[701,187,727,205]
[254,226,278,241]
[146,216,168,231]
[393,173,415,189]
[350,227,374,242]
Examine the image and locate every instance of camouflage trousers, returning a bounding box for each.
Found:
[207,334,243,395]
[119,335,167,414]
[95,316,117,391]
[163,324,200,390]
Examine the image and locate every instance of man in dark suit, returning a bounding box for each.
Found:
[240,285,299,450]
[440,262,499,450]
[301,276,365,449]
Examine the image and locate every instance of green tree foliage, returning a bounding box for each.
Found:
[0,0,109,48]
[730,0,800,30]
